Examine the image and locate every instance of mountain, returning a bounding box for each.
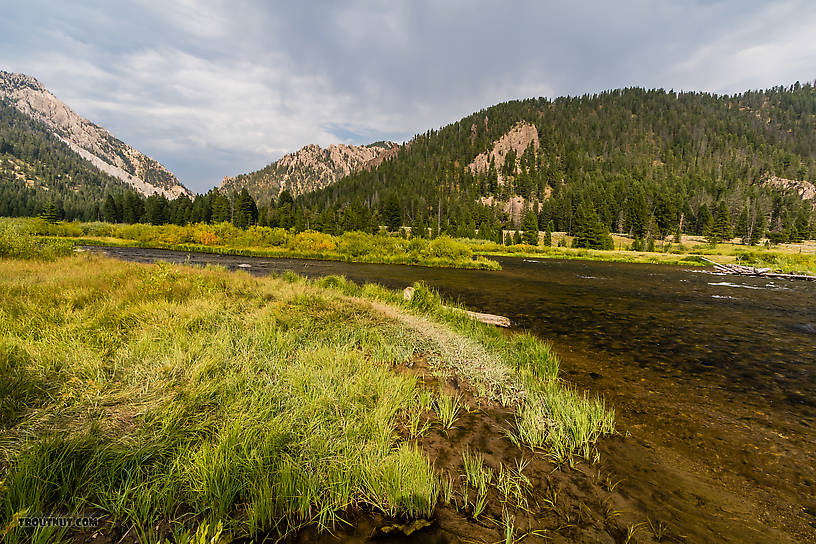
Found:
[0,71,191,199]
[296,84,816,240]
[0,98,135,220]
[220,141,397,202]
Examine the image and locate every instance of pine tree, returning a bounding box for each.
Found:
[707,201,732,243]
[572,202,614,249]
[234,188,259,228]
[40,201,58,224]
[697,204,713,237]
[543,220,553,246]
[102,194,119,223]
[736,207,749,241]
[211,194,232,223]
[122,191,144,224]
[627,190,648,238]
[750,212,766,245]
[521,210,539,245]
[383,195,401,232]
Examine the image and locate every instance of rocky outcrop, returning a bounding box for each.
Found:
[0,71,191,198]
[468,122,539,184]
[221,141,397,202]
[762,175,816,201]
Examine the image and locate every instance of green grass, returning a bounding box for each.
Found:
[433,389,462,430]
[469,235,816,275]
[0,219,73,260]
[0,236,614,542]
[6,217,501,270]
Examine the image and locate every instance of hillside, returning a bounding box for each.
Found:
[0,71,191,199]
[220,141,396,202]
[0,100,133,220]
[297,84,816,241]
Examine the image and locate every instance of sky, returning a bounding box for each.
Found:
[2,1,815,193]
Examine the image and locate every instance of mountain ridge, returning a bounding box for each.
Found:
[296,84,816,240]
[220,140,397,202]
[0,70,191,199]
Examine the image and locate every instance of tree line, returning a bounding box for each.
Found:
[3,85,816,246]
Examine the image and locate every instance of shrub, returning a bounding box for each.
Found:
[407,282,443,313]
[0,220,73,260]
[290,230,337,252]
[425,236,472,260]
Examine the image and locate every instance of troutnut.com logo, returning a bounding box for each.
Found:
[17,515,100,528]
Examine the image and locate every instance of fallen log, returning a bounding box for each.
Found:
[698,256,816,281]
[403,287,512,327]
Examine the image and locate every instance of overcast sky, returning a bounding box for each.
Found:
[2,1,815,193]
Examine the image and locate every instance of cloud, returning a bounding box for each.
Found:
[1,0,815,192]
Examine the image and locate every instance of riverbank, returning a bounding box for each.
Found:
[62,245,816,543]
[8,217,815,275]
[3,218,501,270]
[470,235,816,276]
[1,249,623,543]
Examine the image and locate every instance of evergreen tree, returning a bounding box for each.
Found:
[543,220,553,246]
[211,194,232,223]
[572,202,614,249]
[102,194,120,223]
[411,212,427,239]
[521,210,539,245]
[122,191,144,223]
[707,201,733,243]
[626,190,648,238]
[736,207,749,241]
[697,204,713,237]
[234,188,259,228]
[40,201,58,224]
[144,194,170,225]
[383,195,401,231]
[750,212,766,245]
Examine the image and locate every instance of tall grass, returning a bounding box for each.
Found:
[1,240,615,541]
[0,255,431,541]
[0,218,72,260]
[14,217,500,270]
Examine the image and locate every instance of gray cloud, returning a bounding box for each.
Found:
[1,0,814,192]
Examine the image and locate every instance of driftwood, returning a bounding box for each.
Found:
[403,287,512,327]
[699,256,816,281]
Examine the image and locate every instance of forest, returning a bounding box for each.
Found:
[3,85,816,246]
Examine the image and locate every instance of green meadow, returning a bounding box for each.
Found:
[0,225,612,543]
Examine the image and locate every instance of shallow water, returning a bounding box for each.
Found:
[93,247,816,542]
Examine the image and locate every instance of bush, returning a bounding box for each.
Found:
[425,236,472,260]
[290,231,337,252]
[337,231,374,257]
[407,282,443,313]
[0,220,73,260]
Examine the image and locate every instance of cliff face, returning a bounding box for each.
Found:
[0,71,191,198]
[220,141,397,202]
[468,121,539,184]
[763,175,816,202]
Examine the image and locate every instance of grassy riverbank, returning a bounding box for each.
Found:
[0,237,613,542]
[7,217,815,275]
[5,218,501,270]
[470,235,816,275]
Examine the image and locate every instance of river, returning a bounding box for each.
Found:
[92,246,816,543]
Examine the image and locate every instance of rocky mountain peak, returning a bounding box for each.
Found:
[0,70,191,198]
[220,141,397,202]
